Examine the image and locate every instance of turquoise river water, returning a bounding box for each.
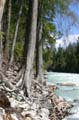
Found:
[48,72,79,120]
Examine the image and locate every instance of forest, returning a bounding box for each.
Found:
[0,0,79,120]
[0,0,73,97]
[48,41,79,73]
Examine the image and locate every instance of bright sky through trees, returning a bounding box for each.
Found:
[54,1,79,36]
[54,1,79,48]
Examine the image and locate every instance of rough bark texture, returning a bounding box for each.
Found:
[36,23,44,83]
[0,0,6,19]
[10,2,23,64]
[0,24,3,69]
[4,0,11,61]
[24,0,38,97]
[0,0,6,69]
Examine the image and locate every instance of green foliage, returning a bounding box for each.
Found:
[43,48,53,69]
[14,42,23,62]
[2,0,28,62]
[48,42,79,73]
[0,32,5,39]
[42,0,78,71]
[2,0,77,68]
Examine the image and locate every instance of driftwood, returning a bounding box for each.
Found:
[0,70,24,90]
[0,71,15,89]
[0,64,26,89]
[14,67,24,82]
[33,79,43,88]
[16,74,23,88]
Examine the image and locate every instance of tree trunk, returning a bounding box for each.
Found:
[4,0,11,61]
[0,24,3,69]
[23,0,38,97]
[0,0,6,69]
[36,23,44,83]
[0,0,6,20]
[10,2,23,64]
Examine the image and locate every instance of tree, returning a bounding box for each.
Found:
[35,0,71,82]
[35,1,44,83]
[36,22,44,83]
[76,41,79,72]
[35,0,56,83]
[0,0,6,22]
[0,0,6,68]
[49,42,79,73]
[65,43,77,72]
[10,0,23,64]
[4,0,11,62]
[23,0,38,97]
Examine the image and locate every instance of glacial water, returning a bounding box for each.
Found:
[48,72,79,101]
[48,72,79,120]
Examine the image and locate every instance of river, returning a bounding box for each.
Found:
[48,72,79,120]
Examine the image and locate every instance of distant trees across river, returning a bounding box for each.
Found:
[47,41,79,73]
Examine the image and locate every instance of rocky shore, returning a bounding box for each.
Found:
[0,68,73,120]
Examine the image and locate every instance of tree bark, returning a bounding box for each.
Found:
[36,23,44,83]
[10,2,23,64]
[23,0,38,97]
[0,24,3,69]
[0,0,6,69]
[4,0,11,61]
[0,0,6,20]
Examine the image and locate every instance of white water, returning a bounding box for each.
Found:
[48,72,79,120]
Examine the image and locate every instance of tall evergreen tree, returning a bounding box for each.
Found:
[23,0,38,97]
[10,0,23,64]
[4,0,11,62]
[0,0,6,68]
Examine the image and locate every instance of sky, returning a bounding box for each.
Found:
[69,2,79,34]
[54,1,79,47]
[54,1,79,35]
[55,34,79,48]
